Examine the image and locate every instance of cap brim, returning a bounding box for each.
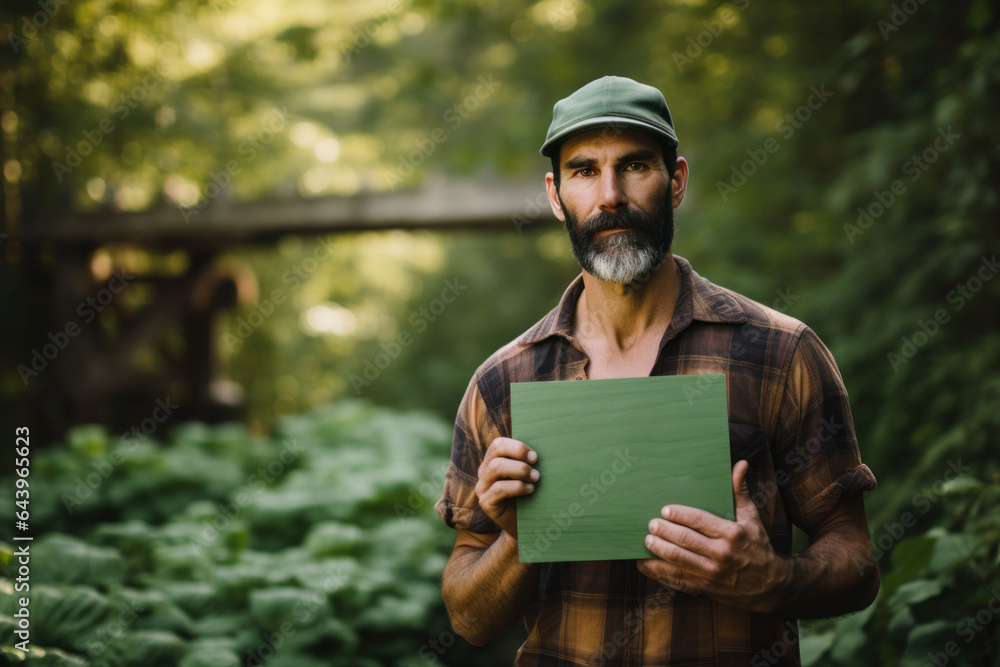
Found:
[539,115,678,157]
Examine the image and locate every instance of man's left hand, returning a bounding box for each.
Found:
[637,460,791,614]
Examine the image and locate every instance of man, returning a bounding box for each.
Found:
[435,76,879,666]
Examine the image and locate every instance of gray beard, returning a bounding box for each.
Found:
[561,188,674,286]
[578,231,664,285]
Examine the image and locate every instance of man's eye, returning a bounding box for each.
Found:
[625,162,646,171]
[576,168,594,177]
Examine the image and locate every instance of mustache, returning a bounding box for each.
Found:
[579,207,662,239]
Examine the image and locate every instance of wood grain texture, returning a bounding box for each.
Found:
[513,375,734,563]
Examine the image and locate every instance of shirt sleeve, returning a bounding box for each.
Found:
[435,374,503,534]
[771,327,877,533]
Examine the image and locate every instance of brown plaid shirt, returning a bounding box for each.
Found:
[436,255,877,666]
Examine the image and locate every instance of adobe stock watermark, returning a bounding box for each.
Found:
[514,123,644,233]
[877,0,928,41]
[543,0,585,28]
[225,235,338,352]
[519,448,638,562]
[843,126,960,244]
[178,107,293,223]
[190,438,306,554]
[339,0,405,63]
[599,585,677,665]
[7,0,69,53]
[349,277,468,394]
[383,75,501,190]
[682,286,799,403]
[244,566,348,666]
[17,268,136,386]
[887,254,996,372]
[84,596,147,659]
[683,374,724,406]
[853,459,971,576]
[682,287,799,405]
[672,0,751,73]
[716,84,834,201]
[61,396,181,514]
[511,191,554,234]
[393,462,449,521]
[280,234,338,291]
[222,289,287,352]
[399,614,478,666]
[750,621,800,666]
[51,69,165,182]
[208,0,238,14]
[749,415,846,509]
[925,588,1000,667]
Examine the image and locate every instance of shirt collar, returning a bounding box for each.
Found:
[519,254,747,347]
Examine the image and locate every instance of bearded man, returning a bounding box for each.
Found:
[436,76,879,666]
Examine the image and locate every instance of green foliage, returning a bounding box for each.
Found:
[2,0,998,663]
[801,478,1000,666]
[0,403,508,665]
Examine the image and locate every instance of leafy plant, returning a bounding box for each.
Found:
[0,402,505,666]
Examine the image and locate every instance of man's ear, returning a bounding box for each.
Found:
[545,173,566,222]
[670,156,689,209]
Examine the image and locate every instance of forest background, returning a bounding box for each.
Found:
[0,0,998,665]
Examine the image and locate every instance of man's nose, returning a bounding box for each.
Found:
[597,171,627,212]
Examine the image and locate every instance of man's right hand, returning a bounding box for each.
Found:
[475,437,540,538]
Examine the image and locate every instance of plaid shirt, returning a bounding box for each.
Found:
[436,255,877,666]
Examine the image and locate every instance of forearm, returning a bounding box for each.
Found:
[774,525,880,619]
[441,531,540,646]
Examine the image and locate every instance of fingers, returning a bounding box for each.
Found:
[657,504,734,540]
[478,479,535,512]
[732,459,750,491]
[478,437,539,489]
[475,438,540,536]
[636,558,705,596]
[645,526,720,575]
[482,437,537,467]
[655,460,754,536]
[731,459,757,522]
[479,456,538,488]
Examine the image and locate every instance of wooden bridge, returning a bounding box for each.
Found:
[21,178,557,438]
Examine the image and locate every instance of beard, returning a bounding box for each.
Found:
[560,187,674,286]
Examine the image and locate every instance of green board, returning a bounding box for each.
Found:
[512,375,734,563]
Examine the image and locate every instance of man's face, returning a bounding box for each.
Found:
[550,128,676,285]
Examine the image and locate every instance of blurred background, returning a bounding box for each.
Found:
[0,0,998,665]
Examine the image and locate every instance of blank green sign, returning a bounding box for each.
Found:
[513,375,734,563]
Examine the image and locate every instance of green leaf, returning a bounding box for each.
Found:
[884,536,937,592]
[6,646,89,665]
[178,639,241,667]
[829,603,877,663]
[67,425,109,458]
[93,630,186,667]
[928,533,972,573]
[248,587,331,633]
[303,522,367,558]
[901,620,955,667]
[889,579,944,610]
[33,535,125,590]
[159,582,227,620]
[799,629,835,665]
[888,607,916,642]
[107,589,194,637]
[28,586,110,653]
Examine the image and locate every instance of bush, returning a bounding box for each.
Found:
[0,401,501,666]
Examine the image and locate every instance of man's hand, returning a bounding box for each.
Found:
[475,437,540,538]
[637,460,791,613]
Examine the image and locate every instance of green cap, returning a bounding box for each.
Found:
[540,76,678,158]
